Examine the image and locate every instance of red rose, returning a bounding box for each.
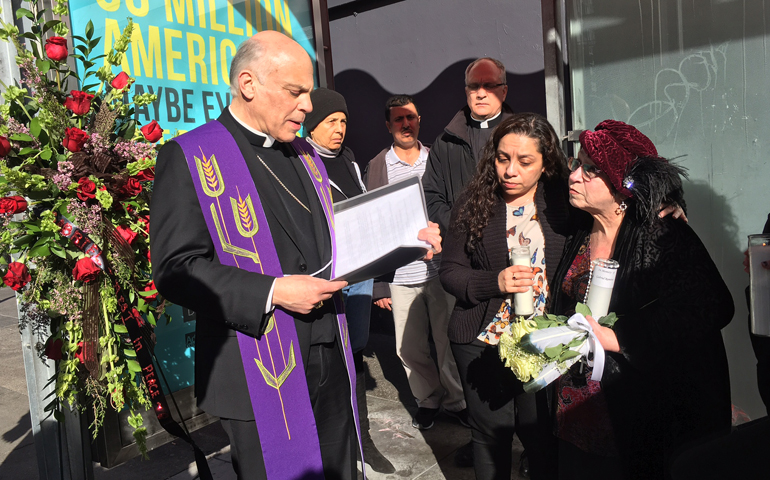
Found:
[110,71,130,90]
[0,195,28,215]
[140,120,163,142]
[64,90,94,116]
[143,281,158,301]
[62,127,88,153]
[45,36,68,61]
[76,177,96,201]
[116,225,137,245]
[0,136,10,157]
[121,177,142,197]
[135,167,155,182]
[44,337,63,361]
[147,248,151,263]
[74,342,85,364]
[72,257,101,283]
[3,262,31,291]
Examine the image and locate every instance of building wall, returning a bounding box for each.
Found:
[328,0,546,165]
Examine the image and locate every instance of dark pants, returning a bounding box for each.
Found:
[221,342,357,480]
[452,341,557,480]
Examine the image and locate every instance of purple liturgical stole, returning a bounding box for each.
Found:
[174,120,362,479]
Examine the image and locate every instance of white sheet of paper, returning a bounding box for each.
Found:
[333,177,429,281]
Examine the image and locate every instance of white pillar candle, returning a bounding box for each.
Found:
[749,234,770,337]
[585,259,619,319]
[510,246,534,317]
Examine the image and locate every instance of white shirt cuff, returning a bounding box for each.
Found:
[265,278,276,314]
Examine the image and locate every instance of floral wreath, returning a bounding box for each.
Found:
[0,1,168,455]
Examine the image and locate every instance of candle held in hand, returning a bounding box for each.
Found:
[749,234,770,337]
[510,246,535,316]
[585,259,619,319]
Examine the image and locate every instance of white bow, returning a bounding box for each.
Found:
[567,313,606,382]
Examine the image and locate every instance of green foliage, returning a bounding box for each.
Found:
[131,424,148,459]
[575,302,592,318]
[598,312,619,328]
[544,345,562,359]
[558,349,581,363]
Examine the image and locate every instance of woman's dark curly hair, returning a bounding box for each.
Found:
[452,113,568,252]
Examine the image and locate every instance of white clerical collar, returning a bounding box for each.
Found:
[470,110,502,128]
[228,107,275,147]
[306,137,341,158]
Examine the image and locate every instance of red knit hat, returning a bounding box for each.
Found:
[579,119,658,197]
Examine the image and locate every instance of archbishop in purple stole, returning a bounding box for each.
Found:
[150,32,362,480]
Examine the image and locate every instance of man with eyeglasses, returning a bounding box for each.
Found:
[422,57,514,237]
[421,57,515,470]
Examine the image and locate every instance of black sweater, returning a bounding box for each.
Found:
[318,146,364,203]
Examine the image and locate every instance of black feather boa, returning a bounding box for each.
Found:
[624,156,687,226]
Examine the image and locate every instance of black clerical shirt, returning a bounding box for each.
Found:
[227,110,337,345]
[467,111,505,164]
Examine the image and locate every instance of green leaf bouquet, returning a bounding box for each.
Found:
[498,303,618,393]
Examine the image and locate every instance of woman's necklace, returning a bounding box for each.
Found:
[583,236,593,304]
[256,154,311,214]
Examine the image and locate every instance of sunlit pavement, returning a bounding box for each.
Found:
[0,288,527,479]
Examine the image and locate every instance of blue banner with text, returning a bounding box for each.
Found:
[68,0,317,139]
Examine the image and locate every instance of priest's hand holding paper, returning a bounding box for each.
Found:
[418,221,442,260]
[584,314,620,353]
[272,276,348,314]
[498,265,534,294]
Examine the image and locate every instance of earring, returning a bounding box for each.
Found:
[615,201,627,216]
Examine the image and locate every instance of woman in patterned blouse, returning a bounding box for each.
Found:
[440,113,574,480]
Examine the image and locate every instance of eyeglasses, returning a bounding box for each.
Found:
[465,82,506,92]
[568,157,603,180]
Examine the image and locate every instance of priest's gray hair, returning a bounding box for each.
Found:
[464,57,507,86]
[229,37,291,98]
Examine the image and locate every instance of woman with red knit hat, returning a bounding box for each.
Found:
[548,120,733,479]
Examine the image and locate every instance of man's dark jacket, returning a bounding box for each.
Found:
[150,108,337,420]
[422,104,514,235]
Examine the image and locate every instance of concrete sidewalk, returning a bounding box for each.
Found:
[0,286,38,480]
[0,287,526,479]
